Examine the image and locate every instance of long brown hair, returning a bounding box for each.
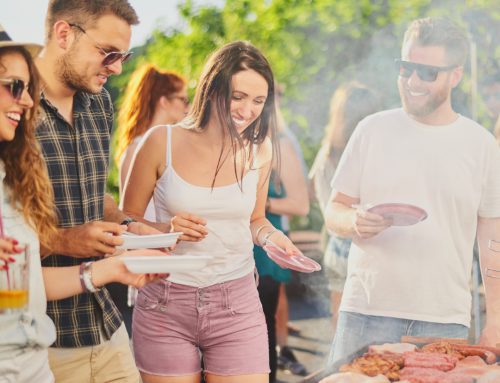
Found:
[115,63,186,163]
[0,47,58,249]
[185,40,278,189]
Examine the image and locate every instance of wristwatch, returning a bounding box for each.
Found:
[120,217,136,226]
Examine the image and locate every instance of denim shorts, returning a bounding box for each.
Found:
[328,311,469,366]
[132,272,270,376]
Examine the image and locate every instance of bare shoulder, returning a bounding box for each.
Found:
[254,136,273,167]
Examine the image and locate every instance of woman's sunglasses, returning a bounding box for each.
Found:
[0,78,27,101]
[395,59,457,82]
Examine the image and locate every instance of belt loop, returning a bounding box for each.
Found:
[163,279,171,305]
[221,282,229,310]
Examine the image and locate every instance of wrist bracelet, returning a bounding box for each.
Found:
[79,262,89,293]
[82,262,101,293]
[255,224,272,245]
[262,228,280,247]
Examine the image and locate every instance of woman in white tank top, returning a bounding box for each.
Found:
[122,41,302,383]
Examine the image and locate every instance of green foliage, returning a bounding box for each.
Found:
[107,0,500,230]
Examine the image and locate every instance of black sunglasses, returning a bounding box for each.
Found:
[69,23,133,67]
[0,78,27,101]
[395,59,457,82]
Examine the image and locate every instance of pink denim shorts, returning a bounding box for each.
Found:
[132,272,270,377]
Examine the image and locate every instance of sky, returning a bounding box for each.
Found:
[2,0,223,48]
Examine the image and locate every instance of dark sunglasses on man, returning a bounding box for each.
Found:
[69,23,133,67]
[395,59,457,82]
[0,78,27,101]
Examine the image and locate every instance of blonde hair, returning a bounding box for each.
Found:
[0,47,58,250]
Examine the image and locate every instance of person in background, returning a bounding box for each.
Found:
[480,72,500,130]
[309,82,381,331]
[253,91,310,381]
[325,17,500,365]
[33,1,160,382]
[112,63,188,334]
[116,63,189,198]
[0,26,165,383]
[122,40,304,383]
[495,115,500,145]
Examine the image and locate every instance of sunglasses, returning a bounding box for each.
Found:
[170,96,190,106]
[0,78,28,101]
[69,23,133,66]
[395,59,457,82]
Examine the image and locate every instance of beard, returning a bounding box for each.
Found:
[56,48,97,94]
[398,81,449,118]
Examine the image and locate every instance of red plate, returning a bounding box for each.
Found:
[367,203,428,226]
[263,241,321,273]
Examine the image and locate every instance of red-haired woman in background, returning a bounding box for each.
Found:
[113,64,188,333]
[116,63,189,201]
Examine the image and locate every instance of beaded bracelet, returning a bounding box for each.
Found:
[255,224,272,244]
[79,262,101,293]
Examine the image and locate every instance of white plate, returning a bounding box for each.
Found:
[121,255,213,273]
[117,232,182,250]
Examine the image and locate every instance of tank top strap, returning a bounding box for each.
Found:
[166,124,172,167]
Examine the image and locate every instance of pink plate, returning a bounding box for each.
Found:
[263,241,321,273]
[367,203,427,226]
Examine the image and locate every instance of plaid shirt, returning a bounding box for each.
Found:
[36,88,122,348]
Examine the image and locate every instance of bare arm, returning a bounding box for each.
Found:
[325,190,390,239]
[267,137,309,217]
[477,216,500,346]
[249,139,300,255]
[42,249,167,300]
[118,141,139,195]
[121,127,170,233]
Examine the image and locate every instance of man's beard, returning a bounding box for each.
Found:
[399,83,449,118]
[56,49,97,94]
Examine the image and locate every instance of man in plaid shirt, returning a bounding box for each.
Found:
[34,1,161,382]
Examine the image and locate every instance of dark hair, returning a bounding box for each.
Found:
[403,17,469,66]
[45,0,139,41]
[186,40,278,189]
[115,63,186,163]
[0,47,58,249]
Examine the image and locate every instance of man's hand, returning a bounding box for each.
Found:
[53,221,125,258]
[352,207,392,239]
[480,322,500,347]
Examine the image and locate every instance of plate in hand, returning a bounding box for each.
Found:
[117,232,182,250]
[121,255,212,273]
[367,203,427,226]
[263,241,321,273]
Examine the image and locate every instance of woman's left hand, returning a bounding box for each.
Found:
[265,230,301,257]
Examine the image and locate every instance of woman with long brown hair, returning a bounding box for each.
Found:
[0,28,165,383]
[122,40,303,383]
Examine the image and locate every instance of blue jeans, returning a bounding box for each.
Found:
[328,311,468,366]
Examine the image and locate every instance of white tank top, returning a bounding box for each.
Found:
[153,125,258,287]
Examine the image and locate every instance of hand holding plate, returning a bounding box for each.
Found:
[351,205,392,239]
[170,212,208,242]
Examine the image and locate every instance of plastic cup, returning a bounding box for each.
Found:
[0,244,30,313]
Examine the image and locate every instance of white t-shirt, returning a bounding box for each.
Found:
[331,108,500,326]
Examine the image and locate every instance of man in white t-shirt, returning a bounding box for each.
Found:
[324,17,500,365]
